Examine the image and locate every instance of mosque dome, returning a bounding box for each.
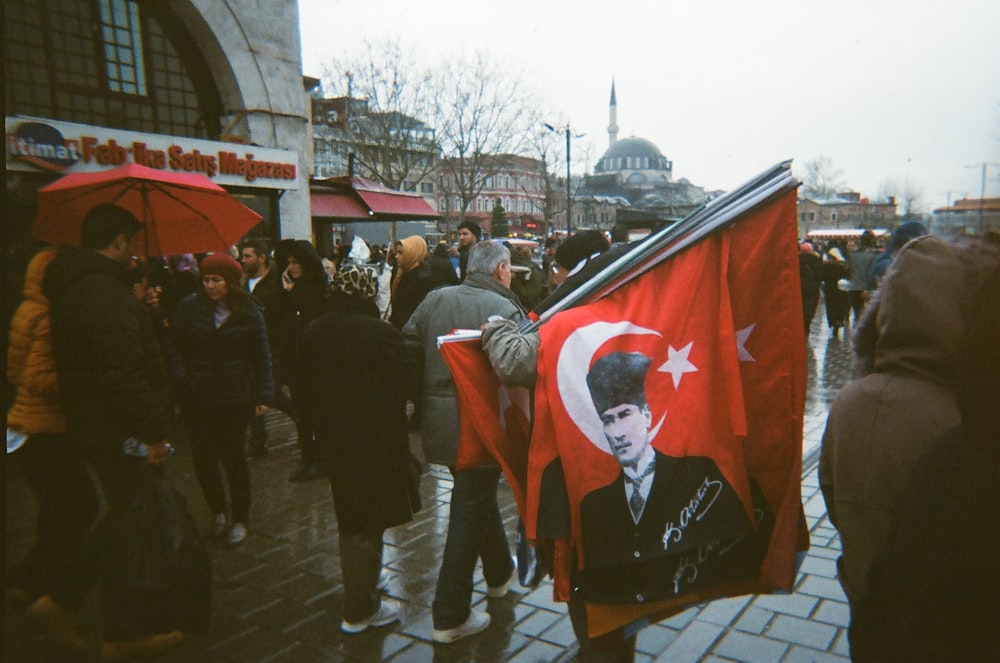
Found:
[595,136,672,174]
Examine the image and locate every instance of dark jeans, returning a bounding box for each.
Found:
[338,529,384,623]
[849,290,867,324]
[8,433,99,599]
[432,466,514,630]
[290,384,319,466]
[51,448,146,611]
[183,403,253,523]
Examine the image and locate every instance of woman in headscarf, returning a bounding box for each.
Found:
[297,264,420,634]
[388,235,432,330]
[164,254,273,545]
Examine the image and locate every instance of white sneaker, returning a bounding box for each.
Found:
[432,610,491,643]
[486,570,516,598]
[212,513,228,538]
[341,598,401,634]
[227,522,247,545]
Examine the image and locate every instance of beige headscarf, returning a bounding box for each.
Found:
[391,235,429,295]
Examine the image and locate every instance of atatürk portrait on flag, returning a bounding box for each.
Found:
[576,349,768,603]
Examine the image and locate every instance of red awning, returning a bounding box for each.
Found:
[354,189,438,219]
[311,193,370,218]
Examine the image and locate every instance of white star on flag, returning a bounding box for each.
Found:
[658,342,698,388]
[736,323,756,362]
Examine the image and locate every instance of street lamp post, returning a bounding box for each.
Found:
[544,122,583,236]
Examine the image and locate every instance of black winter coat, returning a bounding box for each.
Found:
[248,269,296,385]
[43,246,171,453]
[298,294,420,534]
[389,261,432,330]
[164,293,274,408]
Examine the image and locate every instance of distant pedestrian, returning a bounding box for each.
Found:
[457,220,481,281]
[164,253,273,546]
[822,247,850,337]
[866,221,927,292]
[798,242,823,335]
[429,242,460,290]
[846,230,879,323]
[298,264,421,634]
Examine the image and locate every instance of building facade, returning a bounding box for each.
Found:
[5,0,312,252]
[436,155,551,237]
[797,192,897,237]
[931,197,1000,237]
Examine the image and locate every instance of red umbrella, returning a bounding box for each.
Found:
[32,163,263,256]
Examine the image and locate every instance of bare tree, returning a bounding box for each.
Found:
[320,40,438,190]
[520,119,565,234]
[878,177,925,218]
[432,53,534,222]
[799,155,847,199]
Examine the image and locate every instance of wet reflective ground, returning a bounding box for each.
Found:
[5,307,857,662]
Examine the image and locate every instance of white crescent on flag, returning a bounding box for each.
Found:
[556,321,670,455]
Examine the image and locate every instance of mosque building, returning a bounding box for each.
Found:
[577,81,713,230]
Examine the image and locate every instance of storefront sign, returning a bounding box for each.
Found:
[6,115,300,190]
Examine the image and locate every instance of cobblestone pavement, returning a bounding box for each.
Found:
[5,309,856,662]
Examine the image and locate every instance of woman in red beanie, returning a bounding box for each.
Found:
[163,253,273,545]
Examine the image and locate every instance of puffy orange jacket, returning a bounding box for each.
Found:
[7,249,66,433]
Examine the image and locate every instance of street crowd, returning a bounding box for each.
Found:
[6,201,999,661]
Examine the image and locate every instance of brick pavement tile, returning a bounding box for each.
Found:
[803,492,828,518]
[696,595,752,625]
[656,620,725,662]
[712,630,788,663]
[808,545,841,560]
[507,640,567,663]
[635,624,679,656]
[733,606,773,635]
[661,606,698,628]
[514,608,564,637]
[832,629,851,656]
[812,526,839,541]
[538,614,578,648]
[207,624,297,661]
[783,645,851,662]
[389,641,436,661]
[797,555,838,579]
[751,592,818,618]
[813,600,851,628]
[797,575,847,602]
[767,614,837,650]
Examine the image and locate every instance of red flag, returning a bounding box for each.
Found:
[439,333,532,516]
[725,189,809,590]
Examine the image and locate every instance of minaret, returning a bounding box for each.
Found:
[608,79,619,147]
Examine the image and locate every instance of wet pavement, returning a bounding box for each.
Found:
[5,308,857,662]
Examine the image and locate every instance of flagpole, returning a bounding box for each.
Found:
[526,160,799,329]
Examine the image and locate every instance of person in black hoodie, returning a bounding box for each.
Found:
[428,241,460,290]
[275,239,329,482]
[38,204,180,659]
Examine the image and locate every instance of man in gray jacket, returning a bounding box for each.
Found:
[402,241,525,643]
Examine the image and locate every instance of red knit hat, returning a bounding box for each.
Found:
[200,253,242,284]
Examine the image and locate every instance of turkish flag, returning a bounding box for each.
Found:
[439,334,533,516]
[724,189,809,590]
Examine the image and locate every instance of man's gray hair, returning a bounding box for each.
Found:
[467,241,510,275]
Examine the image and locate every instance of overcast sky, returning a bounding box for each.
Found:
[299,0,1000,212]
